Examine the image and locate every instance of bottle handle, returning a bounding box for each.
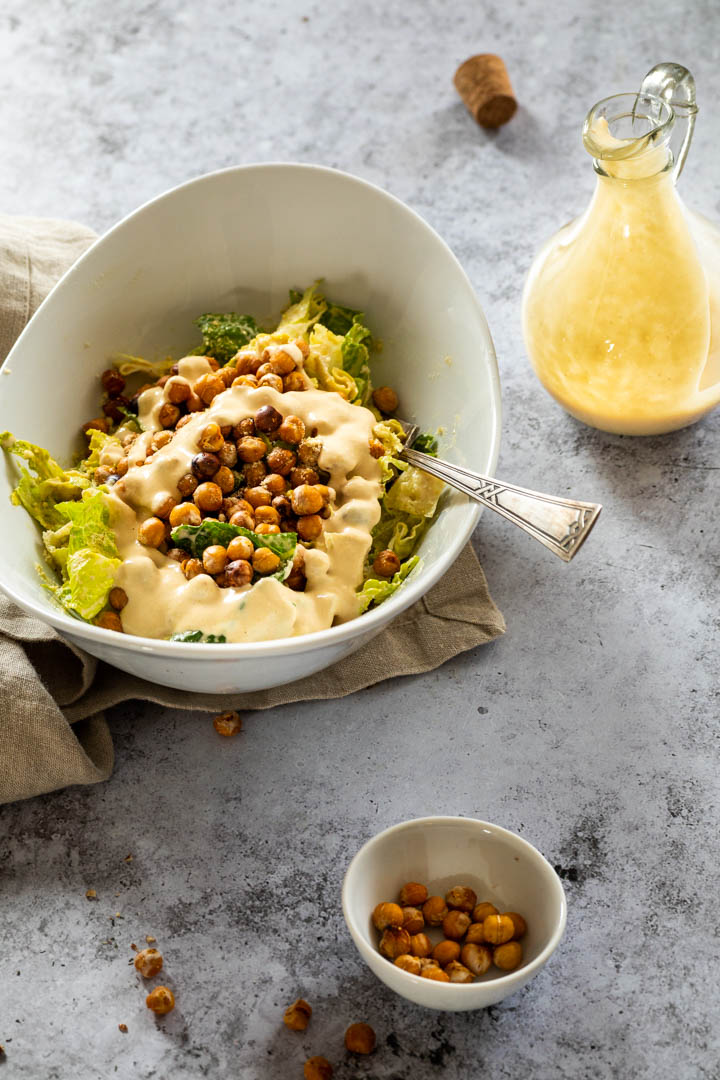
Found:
[639,63,697,180]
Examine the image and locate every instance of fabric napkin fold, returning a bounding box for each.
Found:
[0,213,505,805]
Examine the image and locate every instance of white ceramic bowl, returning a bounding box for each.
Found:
[0,164,500,692]
[342,816,566,1011]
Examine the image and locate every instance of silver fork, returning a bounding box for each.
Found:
[397,421,602,563]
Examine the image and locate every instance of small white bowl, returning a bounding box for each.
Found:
[342,816,566,1011]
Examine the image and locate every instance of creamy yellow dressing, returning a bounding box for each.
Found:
[523,117,720,435]
[102,360,382,642]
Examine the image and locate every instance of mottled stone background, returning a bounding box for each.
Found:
[1,1,719,1077]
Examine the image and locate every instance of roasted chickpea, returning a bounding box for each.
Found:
[291,484,323,516]
[145,986,175,1015]
[233,418,256,438]
[269,348,297,376]
[266,447,296,475]
[95,611,123,632]
[256,362,273,378]
[158,402,181,429]
[293,337,309,358]
[151,494,177,520]
[192,452,220,479]
[245,486,272,508]
[289,465,319,487]
[236,436,267,463]
[226,559,254,586]
[252,547,281,575]
[255,523,281,535]
[165,376,191,404]
[445,961,474,984]
[93,465,112,485]
[378,927,411,959]
[446,886,477,913]
[259,373,284,392]
[185,391,204,412]
[272,495,292,517]
[418,958,440,973]
[229,510,255,530]
[177,472,198,497]
[151,430,173,451]
[232,374,259,389]
[372,902,404,931]
[235,353,259,376]
[493,941,523,971]
[422,896,449,927]
[103,395,130,422]
[198,421,224,452]
[176,414,194,430]
[372,550,401,578]
[134,948,163,978]
[283,370,306,392]
[372,386,399,414]
[243,460,267,487]
[283,998,312,1031]
[410,933,432,958]
[213,710,243,736]
[217,441,238,468]
[114,457,129,477]
[194,372,225,404]
[394,954,422,975]
[421,967,450,982]
[303,1057,332,1080]
[214,466,237,495]
[202,545,228,575]
[227,535,254,561]
[254,505,280,525]
[296,515,323,542]
[472,902,499,924]
[254,405,283,433]
[82,417,110,435]
[193,482,223,512]
[465,923,486,945]
[109,587,128,611]
[219,365,237,387]
[505,912,528,940]
[296,438,321,466]
[138,517,166,548]
[183,558,206,580]
[167,547,188,564]
[460,943,492,976]
[482,914,515,945]
[313,484,332,505]
[443,910,471,941]
[399,882,428,907]
[277,415,305,444]
[262,473,287,495]
[369,439,385,459]
[402,907,425,935]
[101,368,126,395]
[432,940,461,966]
[345,1022,376,1055]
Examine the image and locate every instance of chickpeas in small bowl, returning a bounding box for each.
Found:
[342,816,566,1011]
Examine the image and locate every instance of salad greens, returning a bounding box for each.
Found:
[193,313,259,365]
[170,630,227,643]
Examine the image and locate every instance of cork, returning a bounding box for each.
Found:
[454,54,517,129]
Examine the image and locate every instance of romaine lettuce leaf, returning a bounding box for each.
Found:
[304,323,358,401]
[170,630,227,643]
[278,283,327,336]
[369,509,429,562]
[357,555,419,614]
[384,464,445,518]
[1,431,91,529]
[111,354,175,378]
[193,313,260,364]
[79,429,123,474]
[411,432,439,455]
[51,492,121,620]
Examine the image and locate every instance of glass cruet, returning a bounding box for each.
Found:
[522,63,720,436]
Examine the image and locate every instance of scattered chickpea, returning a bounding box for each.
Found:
[432,940,461,966]
[169,503,202,528]
[95,611,123,632]
[401,907,425,935]
[232,374,259,389]
[226,559,254,587]
[192,451,221,479]
[409,933,432,958]
[94,465,112,485]
[472,902,499,924]
[234,418,256,438]
[194,372,225,404]
[198,422,224,452]
[345,1022,376,1055]
[505,912,528,940]
[283,998,312,1031]
[303,1057,332,1080]
[186,392,204,412]
[151,430,173,451]
[176,414,194,430]
[422,896,449,927]
[255,523,281,535]
[219,365,237,387]
[465,923,486,945]
[109,587,128,611]
[244,460,267,487]
[254,405,283,433]
[227,535,254,562]
[445,961,474,984]
[118,1023,128,1033]
[145,986,175,1015]
[101,368,126,395]
[394,954,422,975]
[214,466,237,495]
[217,441,238,468]
[165,376,192,404]
[421,967,450,982]
[369,439,385,459]
[446,886,478,913]
[297,438,322,466]
[183,558,206,580]
[259,373,284,392]
[297,515,323,542]
[482,914,515,945]
[291,484,324,516]
[235,354,258,376]
[213,711,243,736]
[193,482,223,512]
[277,415,305,444]
[256,362,273,378]
[372,902,404,931]
[372,550,401,578]
[261,473,287,496]
[283,371,306,392]
[379,927,411,959]
[460,943,492,976]
[442,910,471,941]
[158,403,181,429]
[138,517,166,548]
[372,386,399,414]
[177,472,198,497]
[167,548,188,564]
[236,436,267,463]
[269,348,297,376]
[151,494,177,520]
[229,510,255,530]
[418,958,440,973]
[493,941,523,971]
[255,505,280,525]
[82,417,110,435]
[202,545,228,576]
[252,547,281,575]
[134,948,163,978]
[289,465,319,487]
[266,447,296,475]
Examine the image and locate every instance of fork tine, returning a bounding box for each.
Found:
[396,417,419,447]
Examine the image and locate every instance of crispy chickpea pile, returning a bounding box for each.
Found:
[372,881,528,983]
[86,340,341,632]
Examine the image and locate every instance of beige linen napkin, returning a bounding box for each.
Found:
[0,214,505,805]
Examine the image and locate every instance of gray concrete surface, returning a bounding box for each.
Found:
[1,1,719,1077]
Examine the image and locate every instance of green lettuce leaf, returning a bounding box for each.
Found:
[384,464,445,519]
[80,429,123,473]
[170,630,227,643]
[369,509,429,562]
[1,431,91,529]
[304,323,358,401]
[357,556,419,614]
[279,283,327,335]
[411,432,439,455]
[193,313,260,364]
[171,520,296,562]
[51,492,121,620]
[111,354,175,378]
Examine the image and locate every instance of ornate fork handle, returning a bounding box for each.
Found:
[401,447,602,562]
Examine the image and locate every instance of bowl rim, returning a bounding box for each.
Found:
[341,815,567,994]
[0,161,502,658]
